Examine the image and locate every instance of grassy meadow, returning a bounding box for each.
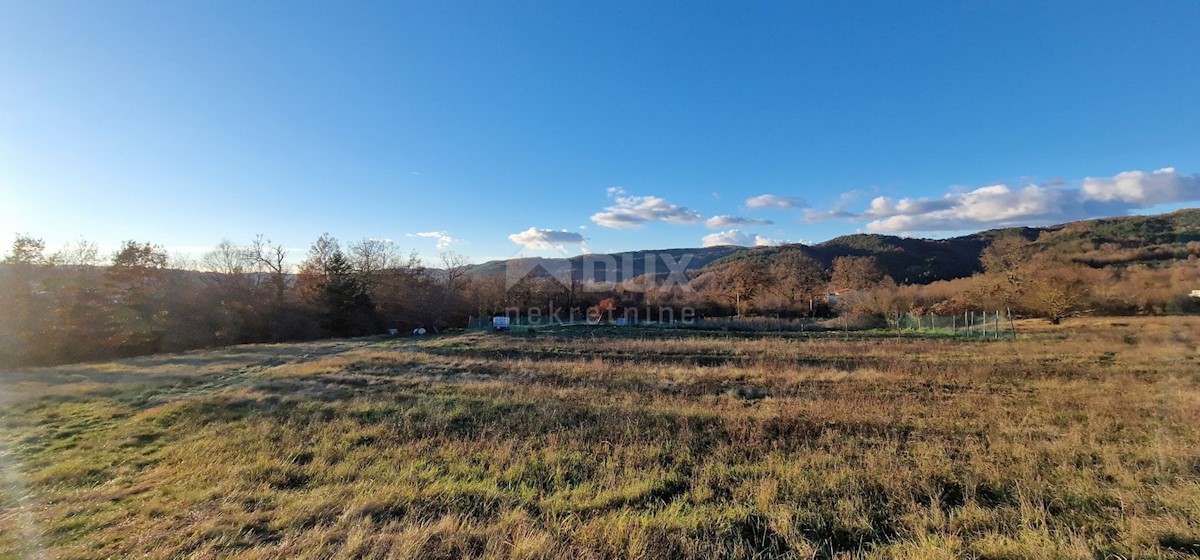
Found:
[1,318,1199,559]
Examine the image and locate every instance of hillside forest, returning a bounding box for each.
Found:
[2,210,1198,367]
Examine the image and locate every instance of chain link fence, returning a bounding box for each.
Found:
[470,310,1018,338]
[887,310,1017,338]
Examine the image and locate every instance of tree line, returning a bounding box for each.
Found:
[690,236,1200,325]
[0,234,474,366]
[3,233,1198,366]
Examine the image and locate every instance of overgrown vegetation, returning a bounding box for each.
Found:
[1,318,1198,558]
[3,210,1199,368]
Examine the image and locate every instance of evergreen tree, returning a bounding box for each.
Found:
[315,250,377,337]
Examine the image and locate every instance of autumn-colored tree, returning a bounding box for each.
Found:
[830,256,886,291]
[718,259,772,316]
[296,233,341,301]
[981,235,1035,305]
[1024,261,1093,324]
[770,251,827,313]
[977,236,1095,323]
[588,297,618,322]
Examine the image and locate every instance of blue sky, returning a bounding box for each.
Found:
[2,1,1199,264]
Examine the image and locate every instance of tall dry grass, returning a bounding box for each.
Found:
[0,316,1197,558]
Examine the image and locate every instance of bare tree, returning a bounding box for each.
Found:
[349,237,401,292]
[433,251,473,327]
[202,239,251,276]
[439,251,472,293]
[249,235,291,298]
[50,238,101,267]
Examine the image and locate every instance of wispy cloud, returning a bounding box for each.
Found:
[802,190,868,223]
[704,215,774,229]
[591,188,702,229]
[406,231,458,250]
[701,229,785,248]
[745,194,805,209]
[507,227,586,254]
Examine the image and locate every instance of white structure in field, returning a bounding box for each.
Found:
[1190,289,1200,298]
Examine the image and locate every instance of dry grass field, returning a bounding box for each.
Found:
[1,317,1198,559]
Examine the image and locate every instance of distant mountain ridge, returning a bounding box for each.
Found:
[468,209,1200,285]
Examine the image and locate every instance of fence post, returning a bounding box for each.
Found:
[994,311,1000,340]
[1007,307,1017,339]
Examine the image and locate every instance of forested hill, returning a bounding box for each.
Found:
[707,209,1200,283]
[468,209,1200,285]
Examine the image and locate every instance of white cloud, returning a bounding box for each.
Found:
[704,215,774,229]
[753,235,785,247]
[863,196,956,218]
[865,184,1064,233]
[1081,167,1200,205]
[745,194,805,209]
[590,189,702,229]
[406,231,459,250]
[803,167,1200,234]
[701,229,784,248]
[507,227,586,253]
